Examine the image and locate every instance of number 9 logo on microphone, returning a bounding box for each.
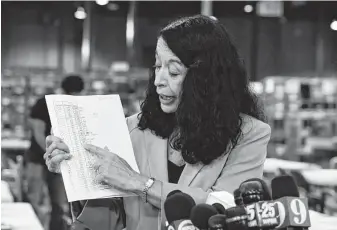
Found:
[290,198,307,225]
[274,197,310,229]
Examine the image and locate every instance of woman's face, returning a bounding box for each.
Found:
[154,37,188,113]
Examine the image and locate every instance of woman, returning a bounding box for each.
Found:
[44,15,271,230]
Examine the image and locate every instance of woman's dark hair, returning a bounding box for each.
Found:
[138,15,265,165]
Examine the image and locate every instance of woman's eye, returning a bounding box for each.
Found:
[169,72,179,77]
[154,65,161,71]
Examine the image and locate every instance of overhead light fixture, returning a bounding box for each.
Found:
[244,4,254,13]
[209,16,218,21]
[330,20,337,31]
[74,6,87,20]
[291,1,307,7]
[96,0,109,6]
[107,3,119,11]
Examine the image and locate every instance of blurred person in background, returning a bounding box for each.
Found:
[44,15,271,230]
[25,75,84,230]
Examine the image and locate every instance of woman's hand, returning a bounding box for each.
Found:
[44,135,72,173]
[84,144,145,193]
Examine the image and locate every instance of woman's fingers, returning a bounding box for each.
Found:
[92,161,109,185]
[116,155,133,171]
[95,174,110,186]
[91,160,103,173]
[44,136,71,174]
[47,153,71,172]
[45,135,59,148]
[84,144,110,158]
[45,139,70,160]
[44,149,70,161]
[46,135,63,149]
[84,144,137,190]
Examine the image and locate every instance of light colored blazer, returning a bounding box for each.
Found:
[73,113,271,230]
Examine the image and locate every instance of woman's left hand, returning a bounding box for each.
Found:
[84,144,145,192]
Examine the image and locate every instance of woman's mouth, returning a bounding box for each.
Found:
[159,94,176,105]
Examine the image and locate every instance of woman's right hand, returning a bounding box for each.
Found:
[44,135,72,173]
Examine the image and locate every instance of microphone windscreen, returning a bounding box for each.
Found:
[190,204,218,230]
[240,178,271,200]
[233,189,243,206]
[208,214,227,230]
[225,206,248,230]
[225,206,247,219]
[233,188,241,198]
[164,193,195,223]
[166,190,182,198]
[212,203,226,214]
[271,175,300,199]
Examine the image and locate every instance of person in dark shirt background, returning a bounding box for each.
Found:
[25,75,84,230]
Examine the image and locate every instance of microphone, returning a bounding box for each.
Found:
[225,206,249,230]
[212,203,226,214]
[271,176,300,199]
[239,178,272,205]
[271,175,311,230]
[190,204,218,230]
[233,189,243,206]
[164,192,196,230]
[208,214,228,230]
[167,190,182,198]
[239,178,274,230]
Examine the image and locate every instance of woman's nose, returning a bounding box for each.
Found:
[154,70,167,87]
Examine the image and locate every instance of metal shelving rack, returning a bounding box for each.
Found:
[1,68,61,140]
[261,76,337,163]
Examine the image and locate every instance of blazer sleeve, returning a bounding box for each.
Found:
[160,121,271,207]
[72,199,125,230]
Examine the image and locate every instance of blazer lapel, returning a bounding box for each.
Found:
[178,162,204,186]
[144,130,169,182]
[179,149,231,186]
[144,129,205,186]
